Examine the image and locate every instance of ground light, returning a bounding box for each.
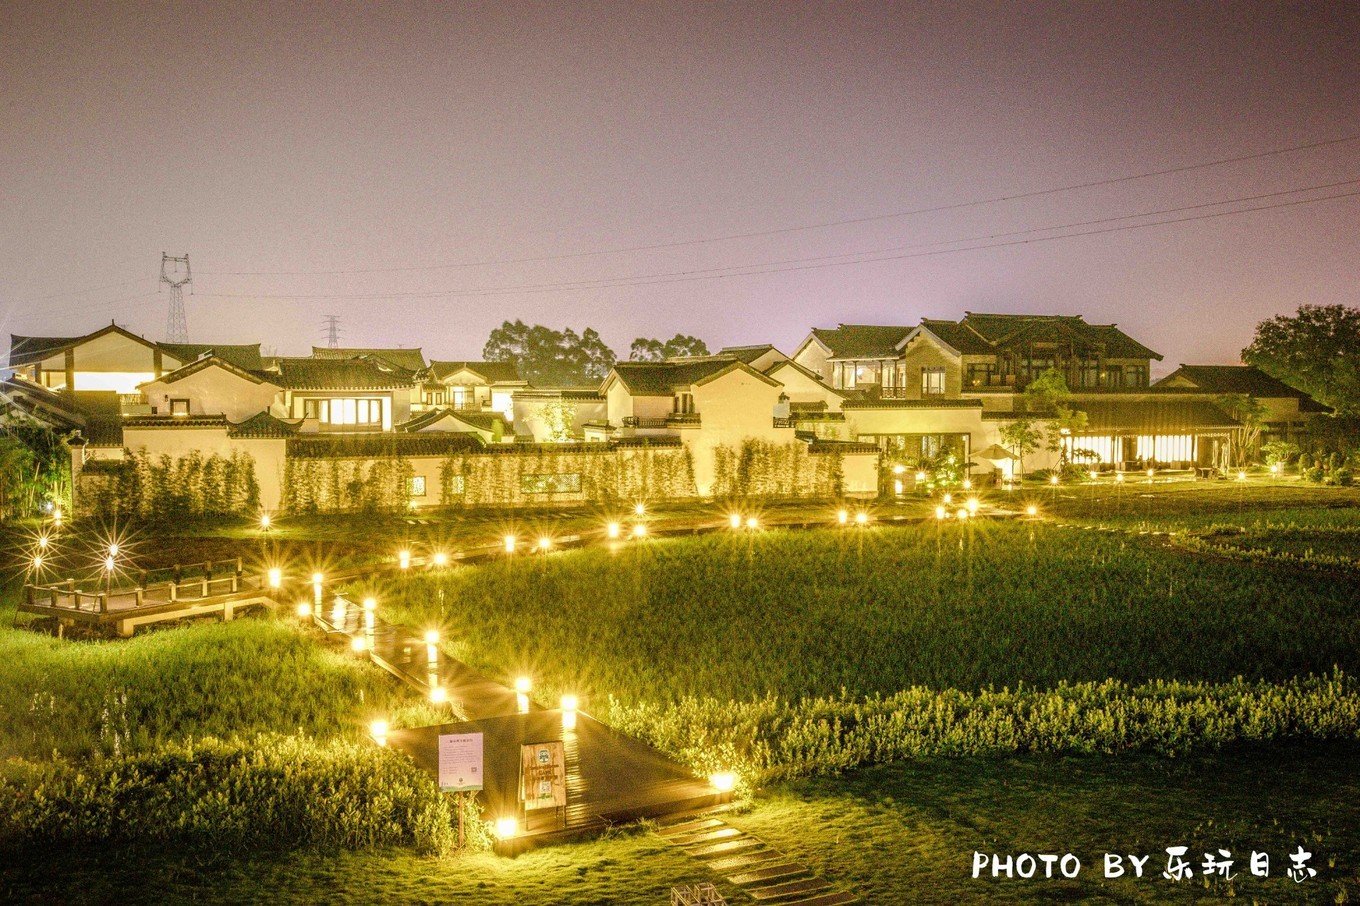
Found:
[943,492,952,504]
[894,479,903,495]
[515,676,531,713]
[605,521,620,539]
[1026,504,1038,516]
[494,817,518,840]
[962,479,972,490]
[935,506,946,520]
[370,720,388,745]
[1050,475,1059,486]
[430,686,447,704]
[745,516,758,529]
[296,602,311,618]
[351,636,367,652]
[268,568,281,589]
[37,535,49,550]
[1238,470,1247,481]
[31,555,43,570]
[729,513,742,529]
[561,694,578,729]
[108,542,119,556]
[363,597,376,611]
[1271,463,1281,476]
[504,535,516,554]
[537,537,552,552]
[259,513,271,530]
[634,502,646,516]
[632,523,647,538]
[956,508,968,520]
[855,512,868,525]
[424,629,440,645]
[1116,472,1125,483]
[837,509,848,524]
[1089,470,1098,480]
[398,549,410,569]
[915,471,926,482]
[433,551,449,566]
[967,498,979,515]
[709,772,737,792]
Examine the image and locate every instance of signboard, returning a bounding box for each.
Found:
[519,740,567,810]
[438,732,484,792]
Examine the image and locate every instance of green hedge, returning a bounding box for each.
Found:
[0,734,480,854]
[439,445,697,507]
[711,439,843,499]
[79,450,259,520]
[605,670,1360,784]
[283,456,413,513]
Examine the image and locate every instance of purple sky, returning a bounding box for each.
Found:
[3,1,1358,373]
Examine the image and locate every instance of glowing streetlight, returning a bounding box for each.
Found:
[837,509,848,525]
[606,521,620,539]
[268,568,282,589]
[729,513,742,529]
[745,516,758,529]
[504,535,516,554]
[398,549,411,569]
[632,523,647,538]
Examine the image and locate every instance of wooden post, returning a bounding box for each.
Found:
[201,576,209,597]
[169,582,178,602]
[50,587,59,609]
[230,574,239,593]
[99,592,108,614]
[135,588,144,607]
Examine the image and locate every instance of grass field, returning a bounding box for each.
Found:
[367,521,1360,706]
[2,480,1359,903]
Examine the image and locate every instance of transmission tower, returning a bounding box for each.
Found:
[322,314,342,349]
[159,252,193,343]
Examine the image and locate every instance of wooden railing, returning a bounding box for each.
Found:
[23,557,252,613]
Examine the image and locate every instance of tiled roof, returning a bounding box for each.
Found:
[397,408,506,434]
[955,312,1163,361]
[609,358,753,395]
[312,347,427,371]
[287,433,483,458]
[8,323,156,368]
[1154,365,1312,399]
[810,325,913,359]
[272,358,415,390]
[1072,400,1240,433]
[160,343,264,371]
[227,411,302,438]
[916,319,994,355]
[428,360,523,383]
[146,354,277,387]
[841,398,984,410]
[717,344,778,364]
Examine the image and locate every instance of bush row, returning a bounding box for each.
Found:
[605,671,1360,784]
[0,734,481,854]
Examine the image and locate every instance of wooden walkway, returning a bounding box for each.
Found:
[316,594,730,854]
[18,560,274,637]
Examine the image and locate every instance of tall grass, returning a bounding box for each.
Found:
[368,523,1360,707]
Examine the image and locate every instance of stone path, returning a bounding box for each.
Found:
[657,813,858,905]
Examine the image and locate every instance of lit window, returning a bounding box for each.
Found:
[921,368,946,395]
[409,476,426,497]
[170,399,190,416]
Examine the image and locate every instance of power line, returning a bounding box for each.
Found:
[191,183,1360,302]
[197,132,1360,277]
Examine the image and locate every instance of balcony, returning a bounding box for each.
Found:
[622,414,701,429]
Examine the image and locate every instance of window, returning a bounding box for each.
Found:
[1019,358,1054,383]
[170,399,190,416]
[673,392,694,414]
[301,398,383,425]
[1078,362,1101,388]
[921,367,946,395]
[408,476,426,497]
[966,363,998,387]
[1128,365,1149,388]
[446,475,465,496]
[521,473,582,494]
[303,399,327,420]
[423,389,446,406]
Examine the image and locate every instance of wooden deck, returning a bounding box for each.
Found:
[18,564,275,637]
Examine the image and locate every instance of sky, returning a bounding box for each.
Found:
[2,1,1358,373]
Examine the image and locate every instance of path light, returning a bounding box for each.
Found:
[1147,468,1155,479]
[915,471,927,482]
[31,555,43,570]
[370,720,388,745]
[606,521,620,540]
[398,549,410,569]
[962,479,972,490]
[537,536,552,552]
[967,498,979,515]
[504,535,516,554]
[433,551,449,567]
[1270,463,1281,476]
[943,493,952,504]
[956,508,968,520]
[363,597,376,612]
[351,635,367,652]
[1089,470,1098,480]
[855,512,868,525]
[1238,470,1247,482]
[38,535,49,550]
[268,568,282,589]
[893,464,905,475]
[494,817,518,840]
[894,479,903,495]
[52,508,62,526]
[424,629,440,645]
[259,513,271,530]
[515,676,531,714]
[561,694,579,729]
[1050,475,1059,486]
[1026,504,1038,516]
[430,686,447,705]
[935,506,946,520]
[1116,472,1125,483]
[729,513,742,529]
[312,571,324,585]
[296,602,312,618]
[108,542,119,557]
[104,555,115,571]
[634,502,646,516]
[745,516,758,529]
[515,676,531,694]
[632,523,647,538]
[709,772,737,793]
[837,509,848,525]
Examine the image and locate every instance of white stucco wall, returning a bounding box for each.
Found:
[121,426,287,510]
[687,369,791,495]
[140,367,279,421]
[766,362,842,411]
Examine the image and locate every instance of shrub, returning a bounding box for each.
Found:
[1304,466,1325,483]
[1297,452,1312,471]
[0,734,467,854]
[1334,466,1354,487]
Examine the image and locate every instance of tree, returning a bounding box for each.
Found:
[1242,304,1360,416]
[629,334,711,361]
[533,399,576,443]
[482,321,617,386]
[1216,393,1268,467]
[1019,368,1088,468]
[999,418,1042,476]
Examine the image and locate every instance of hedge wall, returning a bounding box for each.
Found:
[711,439,844,499]
[439,444,698,507]
[282,456,414,514]
[77,450,259,520]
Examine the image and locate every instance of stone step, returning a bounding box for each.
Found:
[675,826,744,846]
[689,838,765,859]
[750,877,832,901]
[728,863,810,886]
[658,817,726,838]
[780,893,857,906]
[705,849,786,873]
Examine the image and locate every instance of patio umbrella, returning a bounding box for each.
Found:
[973,443,1019,462]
